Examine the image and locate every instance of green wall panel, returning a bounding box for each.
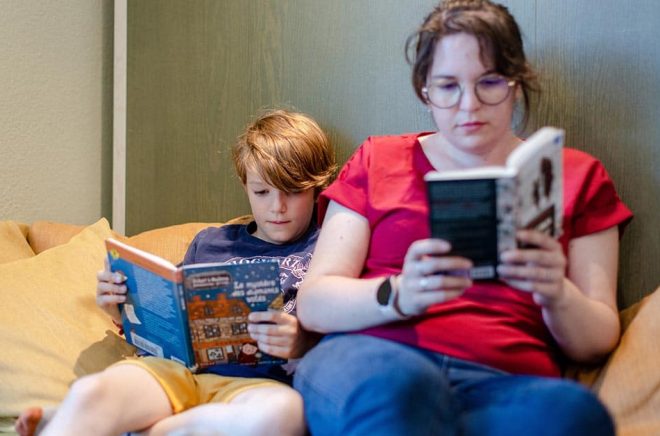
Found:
[126,0,659,307]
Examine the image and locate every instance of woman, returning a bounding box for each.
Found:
[294,1,632,435]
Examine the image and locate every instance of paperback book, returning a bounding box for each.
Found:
[105,238,285,371]
[424,126,565,280]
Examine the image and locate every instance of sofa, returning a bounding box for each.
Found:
[0,217,658,435]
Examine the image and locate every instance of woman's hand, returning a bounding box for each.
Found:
[497,229,567,307]
[96,258,127,324]
[248,311,308,359]
[396,239,473,316]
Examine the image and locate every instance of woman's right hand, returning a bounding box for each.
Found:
[395,238,473,316]
[96,258,127,324]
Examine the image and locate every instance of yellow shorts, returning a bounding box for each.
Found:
[113,357,285,414]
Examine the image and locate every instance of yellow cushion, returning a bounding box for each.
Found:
[0,221,35,264]
[121,216,252,264]
[27,221,86,254]
[0,218,136,417]
[16,222,29,239]
[126,222,225,265]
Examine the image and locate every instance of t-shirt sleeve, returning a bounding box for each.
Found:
[569,155,633,238]
[317,140,371,223]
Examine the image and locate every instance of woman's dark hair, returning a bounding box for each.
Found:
[406,0,539,126]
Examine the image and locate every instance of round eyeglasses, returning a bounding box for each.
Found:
[422,75,516,109]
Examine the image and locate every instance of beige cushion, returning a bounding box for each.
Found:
[121,215,252,264]
[0,221,35,264]
[572,287,660,436]
[27,221,86,254]
[0,218,136,417]
[16,222,29,239]
[126,222,225,264]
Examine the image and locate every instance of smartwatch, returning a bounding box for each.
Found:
[376,275,393,306]
[376,275,409,320]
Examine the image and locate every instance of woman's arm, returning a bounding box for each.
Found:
[297,200,473,333]
[499,226,621,362]
[545,226,620,361]
[296,201,388,333]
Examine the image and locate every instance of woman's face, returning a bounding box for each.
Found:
[426,32,517,156]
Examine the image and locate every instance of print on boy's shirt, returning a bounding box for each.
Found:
[223,253,313,313]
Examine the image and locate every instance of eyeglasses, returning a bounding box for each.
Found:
[422,75,516,109]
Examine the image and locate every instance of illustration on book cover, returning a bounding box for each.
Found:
[183,266,284,367]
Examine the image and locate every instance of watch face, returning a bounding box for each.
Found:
[376,277,392,306]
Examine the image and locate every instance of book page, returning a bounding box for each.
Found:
[105,238,178,280]
[508,127,564,237]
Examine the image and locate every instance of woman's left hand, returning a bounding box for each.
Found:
[497,229,567,307]
[247,311,306,359]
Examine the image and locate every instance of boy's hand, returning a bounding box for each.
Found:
[247,311,308,359]
[96,258,127,324]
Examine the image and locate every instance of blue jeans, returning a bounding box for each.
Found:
[294,334,614,436]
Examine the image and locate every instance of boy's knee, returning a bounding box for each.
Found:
[266,389,305,435]
[239,387,305,436]
[69,373,104,399]
[67,372,115,404]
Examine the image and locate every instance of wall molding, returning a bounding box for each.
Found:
[112,0,127,234]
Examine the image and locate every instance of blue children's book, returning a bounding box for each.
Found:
[105,238,285,371]
[424,127,564,280]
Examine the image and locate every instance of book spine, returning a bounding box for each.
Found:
[177,281,197,369]
[496,176,518,258]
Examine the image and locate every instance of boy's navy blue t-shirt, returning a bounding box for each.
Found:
[180,221,319,384]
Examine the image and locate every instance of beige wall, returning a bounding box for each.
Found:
[0,0,113,225]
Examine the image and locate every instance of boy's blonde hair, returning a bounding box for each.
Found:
[232,109,336,196]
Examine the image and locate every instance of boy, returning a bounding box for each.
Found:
[16,109,336,436]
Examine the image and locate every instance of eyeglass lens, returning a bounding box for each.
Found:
[424,76,513,109]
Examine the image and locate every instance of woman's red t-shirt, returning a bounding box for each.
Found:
[318,133,633,376]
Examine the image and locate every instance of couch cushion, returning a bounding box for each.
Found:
[124,216,252,264]
[126,222,225,265]
[0,221,35,264]
[16,222,29,239]
[0,218,136,417]
[27,221,86,254]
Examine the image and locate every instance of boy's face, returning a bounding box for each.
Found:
[245,168,315,245]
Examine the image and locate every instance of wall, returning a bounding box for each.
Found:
[124,0,437,234]
[0,0,113,225]
[123,0,658,307]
